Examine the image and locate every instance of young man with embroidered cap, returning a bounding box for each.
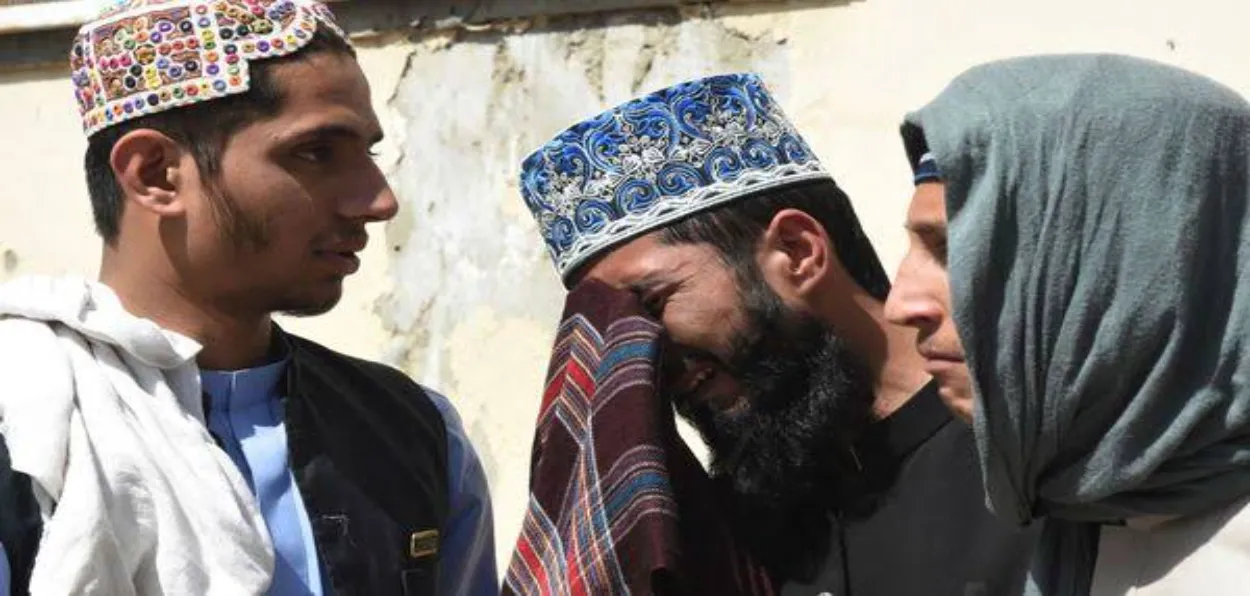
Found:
[888,54,1250,595]
[515,73,1039,594]
[0,1,495,594]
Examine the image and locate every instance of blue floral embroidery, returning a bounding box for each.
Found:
[519,73,831,280]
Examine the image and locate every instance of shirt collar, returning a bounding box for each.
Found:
[853,380,952,474]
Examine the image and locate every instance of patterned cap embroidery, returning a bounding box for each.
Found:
[70,0,344,137]
[518,73,832,282]
[913,152,942,185]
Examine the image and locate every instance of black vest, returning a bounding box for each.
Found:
[0,331,451,596]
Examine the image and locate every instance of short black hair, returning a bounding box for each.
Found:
[83,25,355,243]
[657,178,891,301]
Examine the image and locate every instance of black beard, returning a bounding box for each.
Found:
[675,273,877,580]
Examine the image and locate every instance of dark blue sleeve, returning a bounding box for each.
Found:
[1,539,9,596]
[0,430,42,595]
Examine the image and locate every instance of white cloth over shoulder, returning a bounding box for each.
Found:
[1091,497,1250,596]
[0,275,274,595]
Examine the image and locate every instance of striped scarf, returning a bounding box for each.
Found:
[504,279,775,595]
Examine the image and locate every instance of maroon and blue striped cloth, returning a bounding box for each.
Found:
[503,279,775,596]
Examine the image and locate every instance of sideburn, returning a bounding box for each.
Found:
[201,173,271,254]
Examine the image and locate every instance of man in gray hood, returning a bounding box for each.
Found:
[887,54,1250,595]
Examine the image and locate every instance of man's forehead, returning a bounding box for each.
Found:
[581,233,709,288]
[272,53,370,106]
[906,182,948,228]
[256,54,381,141]
[581,235,663,285]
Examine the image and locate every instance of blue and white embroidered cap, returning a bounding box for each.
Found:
[519,73,833,282]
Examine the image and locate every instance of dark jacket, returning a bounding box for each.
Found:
[779,384,1041,596]
[0,331,450,595]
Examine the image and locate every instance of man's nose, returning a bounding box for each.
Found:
[885,272,944,332]
[337,164,400,223]
[363,185,400,222]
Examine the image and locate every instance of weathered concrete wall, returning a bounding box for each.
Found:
[5,0,1250,575]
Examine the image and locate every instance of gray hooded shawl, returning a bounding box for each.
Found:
[904,54,1250,592]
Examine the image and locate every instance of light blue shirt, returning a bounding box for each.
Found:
[203,361,323,596]
[425,390,498,596]
[201,361,498,596]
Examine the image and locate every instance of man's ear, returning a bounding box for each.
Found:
[110,129,189,217]
[758,208,832,300]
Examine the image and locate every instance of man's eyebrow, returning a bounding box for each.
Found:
[280,123,385,146]
[904,220,947,237]
[626,272,668,294]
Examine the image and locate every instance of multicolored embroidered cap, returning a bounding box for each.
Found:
[70,0,344,137]
[519,73,833,283]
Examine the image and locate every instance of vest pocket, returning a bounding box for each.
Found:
[313,514,364,593]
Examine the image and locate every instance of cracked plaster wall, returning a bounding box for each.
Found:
[5,0,1250,576]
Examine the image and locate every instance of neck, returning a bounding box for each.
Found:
[821,287,930,420]
[99,246,273,371]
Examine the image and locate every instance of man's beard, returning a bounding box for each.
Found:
[204,185,340,317]
[674,270,878,578]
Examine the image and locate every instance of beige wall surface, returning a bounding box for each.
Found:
[2,0,1247,574]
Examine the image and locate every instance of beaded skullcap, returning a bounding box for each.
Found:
[70,0,344,137]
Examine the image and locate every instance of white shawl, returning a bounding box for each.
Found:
[0,275,273,595]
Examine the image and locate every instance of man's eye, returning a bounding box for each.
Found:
[929,238,948,265]
[642,295,666,317]
[295,146,334,163]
